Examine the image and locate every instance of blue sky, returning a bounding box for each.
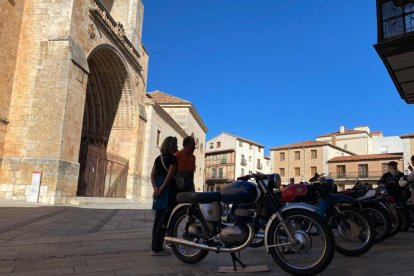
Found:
[141,0,413,152]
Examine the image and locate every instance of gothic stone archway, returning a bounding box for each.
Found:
[77,45,135,198]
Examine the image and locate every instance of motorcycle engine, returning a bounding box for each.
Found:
[219,224,249,245]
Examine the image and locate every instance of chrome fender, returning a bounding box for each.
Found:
[281,203,318,213]
[264,203,317,254]
[166,203,192,229]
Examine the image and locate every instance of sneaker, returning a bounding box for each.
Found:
[150,250,171,256]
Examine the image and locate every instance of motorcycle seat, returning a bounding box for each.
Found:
[356,189,377,201]
[176,192,222,203]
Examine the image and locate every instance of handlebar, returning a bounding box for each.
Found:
[237,172,268,181]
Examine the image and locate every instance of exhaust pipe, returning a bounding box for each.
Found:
[164,224,254,253]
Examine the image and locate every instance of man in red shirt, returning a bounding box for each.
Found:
[175,136,196,192]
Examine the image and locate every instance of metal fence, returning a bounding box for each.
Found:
[329,171,386,180]
[83,145,129,198]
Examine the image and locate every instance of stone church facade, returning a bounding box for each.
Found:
[0,0,149,204]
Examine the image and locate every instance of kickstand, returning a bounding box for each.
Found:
[230,252,246,271]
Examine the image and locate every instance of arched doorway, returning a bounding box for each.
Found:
[77,45,132,198]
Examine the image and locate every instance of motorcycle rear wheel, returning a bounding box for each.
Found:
[396,207,410,232]
[267,209,335,275]
[386,203,402,237]
[167,207,209,264]
[364,205,391,243]
[327,206,374,257]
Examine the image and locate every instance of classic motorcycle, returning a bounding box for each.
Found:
[281,178,375,257]
[339,186,400,241]
[164,173,335,275]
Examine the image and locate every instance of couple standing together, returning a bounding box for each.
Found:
[150,136,196,256]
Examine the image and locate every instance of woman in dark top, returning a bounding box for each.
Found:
[150,136,178,256]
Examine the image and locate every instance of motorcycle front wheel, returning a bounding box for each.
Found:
[327,206,374,257]
[266,209,335,275]
[167,207,209,264]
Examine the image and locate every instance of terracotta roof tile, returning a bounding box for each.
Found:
[147,91,190,104]
[328,153,403,163]
[400,133,414,138]
[270,141,328,150]
[371,131,383,136]
[317,129,367,138]
[222,132,264,148]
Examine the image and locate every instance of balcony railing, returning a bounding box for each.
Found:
[241,159,247,166]
[329,171,386,180]
[257,163,263,170]
[206,175,231,182]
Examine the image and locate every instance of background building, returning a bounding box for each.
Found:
[271,125,414,189]
[147,91,207,193]
[270,141,354,185]
[141,95,186,203]
[316,126,380,155]
[328,153,404,189]
[205,133,270,191]
[375,0,414,103]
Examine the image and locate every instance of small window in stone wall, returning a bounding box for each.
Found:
[156,130,161,147]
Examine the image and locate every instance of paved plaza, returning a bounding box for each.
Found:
[0,200,413,276]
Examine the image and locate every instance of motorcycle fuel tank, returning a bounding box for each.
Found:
[221,181,258,204]
[281,183,313,202]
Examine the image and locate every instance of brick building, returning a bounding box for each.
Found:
[328,153,404,189]
[271,126,414,189]
[270,141,354,184]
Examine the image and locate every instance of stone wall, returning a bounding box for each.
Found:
[0,0,148,204]
[0,0,26,156]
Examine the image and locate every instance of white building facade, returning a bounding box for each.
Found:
[146,91,207,193]
[140,96,187,202]
[205,133,270,191]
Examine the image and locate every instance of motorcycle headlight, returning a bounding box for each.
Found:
[273,174,282,188]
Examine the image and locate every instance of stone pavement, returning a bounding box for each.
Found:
[0,200,413,275]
